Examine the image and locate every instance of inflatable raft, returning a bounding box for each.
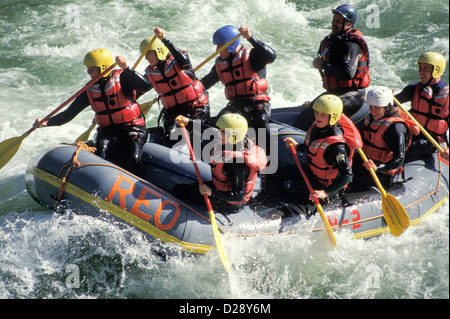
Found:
[25,105,449,254]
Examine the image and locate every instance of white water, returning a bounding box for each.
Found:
[0,0,448,299]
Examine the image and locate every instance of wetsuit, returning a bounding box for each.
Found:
[295,30,369,131]
[171,135,259,214]
[46,68,151,172]
[353,120,409,186]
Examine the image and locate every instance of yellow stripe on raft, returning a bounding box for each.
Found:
[30,167,448,246]
[31,167,212,254]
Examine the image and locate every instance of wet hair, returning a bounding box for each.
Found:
[384,103,398,118]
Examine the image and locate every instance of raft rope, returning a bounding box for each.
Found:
[56,141,97,201]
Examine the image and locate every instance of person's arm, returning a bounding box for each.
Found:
[46,91,91,126]
[247,36,277,72]
[200,65,220,91]
[323,143,353,196]
[394,83,416,104]
[321,41,361,80]
[120,68,153,100]
[162,38,191,68]
[377,123,407,173]
[211,163,249,203]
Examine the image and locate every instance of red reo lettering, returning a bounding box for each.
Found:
[105,173,181,231]
[106,174,135,209]
[130,186,162,221]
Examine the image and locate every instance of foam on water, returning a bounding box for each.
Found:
[0,200,447,298]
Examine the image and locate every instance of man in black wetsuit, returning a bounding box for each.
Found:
[201,25,276,155]
[296,4,370,130]
[33,49,151,173]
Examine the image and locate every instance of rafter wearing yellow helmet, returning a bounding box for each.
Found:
[83,49,114,77]
[394,51,449,162]
[139,26,210,148]
[285,94,359,203]
[33,47,153,173]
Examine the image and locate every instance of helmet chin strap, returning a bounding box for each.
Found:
[424,77,434,86]
[340,21,352,34]
[339,21,346,34]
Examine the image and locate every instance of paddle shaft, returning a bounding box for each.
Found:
[194,34,241,72]
[131,35,157,70]
[179,124,212,209]
[32,62,117,135]
[288,143,337,247]
[180,124,230,271]
[393,97,445,154]
[356,148,387,197]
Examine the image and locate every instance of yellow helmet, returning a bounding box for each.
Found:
[83,49,114,77]
[312,94,343,126]
[140,37,169,61]
[417,52,446,78]
[216,113,248,145]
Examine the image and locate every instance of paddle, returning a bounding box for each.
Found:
[393,97,447,155]
[194,33,241,72]
[357,148,410,237]
[75,36,158,142]
[179,123,231,271]
[288,143,337,247]
[0,63,117,171]
[132,35,157,70]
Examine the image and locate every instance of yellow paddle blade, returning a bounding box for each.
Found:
[75,121,96,142]
[0,132,29,170]
[316,202,337,248]
[209,210,231,272]
[382,193,410,237]
[140,98,158,116]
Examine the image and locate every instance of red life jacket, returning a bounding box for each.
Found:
[210,139,267,205]
[319,29,370,90]
[305,114,362,188]
[362,112,416,176]
[410,83,449,140]
[87,69,144,127]
[215,47,270,103]
[145,52,208,110]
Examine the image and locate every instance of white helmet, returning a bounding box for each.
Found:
[365,86,394,107]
